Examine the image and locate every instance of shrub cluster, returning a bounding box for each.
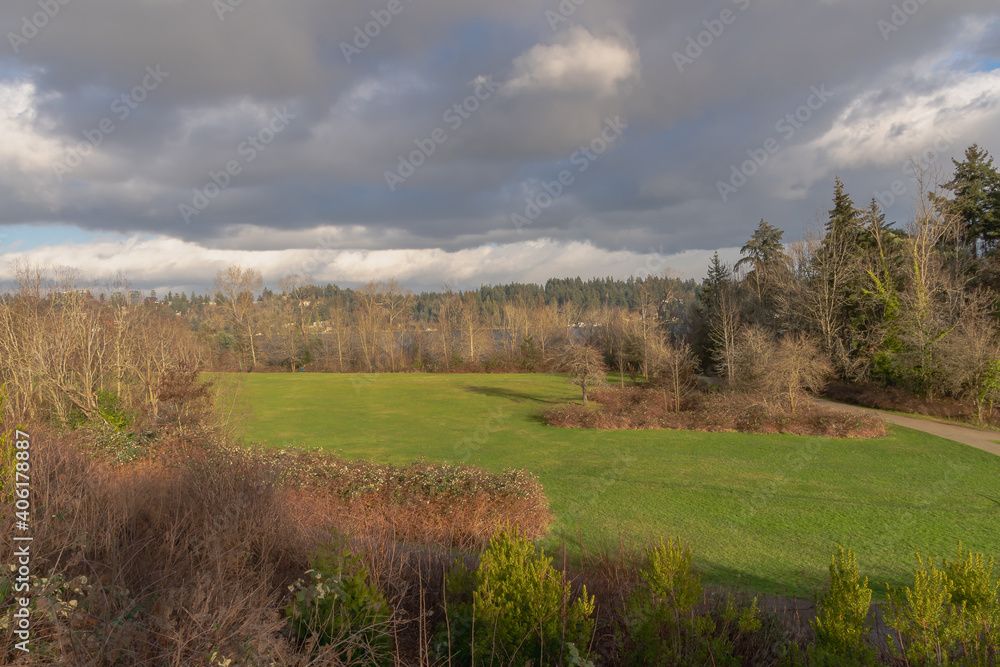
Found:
[545,386,888,438]
[252,447,543,502]
[618,538,784,665]
[0,427,319,664]
[803,544,1000,665]
[285,539,393,665]
[884,545,1000,665]
[0,427,550,664]
[233,445,552,548]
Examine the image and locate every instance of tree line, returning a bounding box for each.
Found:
[189,270,696,375]
[692,144,1000,421]
[1,143,998,424]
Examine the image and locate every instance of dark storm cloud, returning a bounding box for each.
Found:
[0,0,998,257]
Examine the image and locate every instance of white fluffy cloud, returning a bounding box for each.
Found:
[0,234,739,293]
[767,66,1000,199]
[502,27,639,97]
[0,81,69,205]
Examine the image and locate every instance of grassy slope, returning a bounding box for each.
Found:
[232,372,1000,598]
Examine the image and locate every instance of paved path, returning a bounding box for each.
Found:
[813,398,1000,457]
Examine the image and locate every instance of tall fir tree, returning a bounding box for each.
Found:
[735,219,789,324]
[700,251,731,311]
[933,144,1000,258]
[734,219,786,275]
[826,177,861,236]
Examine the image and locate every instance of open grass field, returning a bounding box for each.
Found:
[231,372,1000,598]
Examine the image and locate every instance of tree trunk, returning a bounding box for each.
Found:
[246,322,257,370]
[673,364,681,413]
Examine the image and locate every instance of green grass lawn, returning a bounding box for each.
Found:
[229,372,1000,598]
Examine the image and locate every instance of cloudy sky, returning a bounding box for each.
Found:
[0,0,998,293]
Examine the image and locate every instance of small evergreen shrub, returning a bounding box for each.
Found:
[884,544,1000,666]
[945,543,1000,662]
[435,526,596,666]
[96,390,134,431]
[285,540,392,665]
[885,554,955,665]
[885,544,1000,666]
[811,547,875,661]
[623,537,706,664]
[622,538,769,665]
[645,537,702,609]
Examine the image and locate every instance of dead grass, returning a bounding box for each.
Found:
[544,386,888,438]
[0,427,549,665]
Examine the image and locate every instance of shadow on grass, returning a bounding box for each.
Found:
[697,559,823,601]
[464,385,563,404]
[526,413,550,426]
[980,494,1000,508]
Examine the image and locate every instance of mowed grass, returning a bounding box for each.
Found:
[231,372,1000,598]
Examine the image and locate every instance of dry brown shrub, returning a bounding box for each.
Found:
[544,386,887,438]
[241,446,552,549]
[0,427,549,665]
[0,428,326,665]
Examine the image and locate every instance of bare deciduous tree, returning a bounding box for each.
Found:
[937,300,1000,423]
[215,265,263,371]
[456,295,488,364]
[527,302,567,361]
[433,289,460,369]
[354,281,387,373]
[321,297,351,371]
[709,284,742,383]
[382,278,413,372]
[600,306,642,388]
[771,334,833,414]
[556,344,608,406]
[637,281,668,381]
[649,337,698,412]
[895,166,968,396]
[498,302,531,359]
[729,327,832,413]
